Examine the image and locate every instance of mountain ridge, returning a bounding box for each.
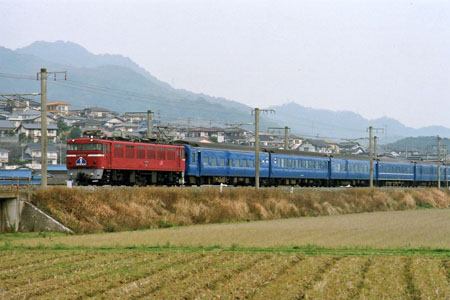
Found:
[1,41,450,143]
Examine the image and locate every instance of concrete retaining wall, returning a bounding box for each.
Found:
[19,202,73,233]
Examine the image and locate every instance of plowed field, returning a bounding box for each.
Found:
[1,250,449,299]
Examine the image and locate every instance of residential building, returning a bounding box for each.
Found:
[24,144,58,165]
[0,120,15,137]
[101,117,124,128]
[223,127,251,144]
[113,122,140,133]
[339,142,366,155]
[47,101,70,115]
[122,112,147,123]
[184,127,225,143]
[0,148,9,167]
[298,139,336,153]
[16,123,58,143]
[72,119,103,131]
[82,107,113,119]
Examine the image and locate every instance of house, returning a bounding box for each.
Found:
[289,135,304,150]
[24,144,58,165]
[16,123,58,143]
[184,127,225,143]
[47,101,70,115]
[101,117,124,128]
[122,112,147,123]
[60,115,85,126]
[82,107,114,119]
[339,142,366,155]
[0,120,15,137]
[113,122,140,133]
[298,139,335,153]
[21,114,57,125]
[0,148,9,167]
[5,96,33,114]
[72,119,103,131]
[224,127,251,144]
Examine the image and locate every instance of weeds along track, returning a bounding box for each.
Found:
[31,186,450,233]
[2,250,450,300]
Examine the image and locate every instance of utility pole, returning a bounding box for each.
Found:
[367,126,384,188]
[37,68,67,188]
[369,126,373,187]
[268,126,291,150]
[252,108,275,189]
[254,108,260,189]
[437,136,441,189]
[374,136,378,160]
[147,110,153,138]
[284,126,289,150]
[40,68,48,188]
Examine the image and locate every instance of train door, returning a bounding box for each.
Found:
[105,142,112,169]
[197,151,202,177]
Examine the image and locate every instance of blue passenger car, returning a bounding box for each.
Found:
[183,143,269,185]
[330,158,373,183]
[415,163,445,183]
[377,161,414,182]
[269,153,329,184]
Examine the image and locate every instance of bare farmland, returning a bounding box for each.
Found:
[0,250,449,300]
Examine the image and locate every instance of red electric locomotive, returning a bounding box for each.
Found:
[66,137,185,185]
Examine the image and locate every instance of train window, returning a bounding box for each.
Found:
[243,160,247,167]
[167,148,175,160]
[220,158,225,166]
[147,147,156,159]
[102,144,108,154]
[136,146,145,159]
[114,144,124,158]
[228,159,232,167]
[301,160,305,168]
[212,158,217,166]
[280,159,284,168]
[192,153,196,162]
[157,147,165,160]
[181,149,184,159]
[126,145,134,158]
[204,157,209,165]
[249,160,254,168]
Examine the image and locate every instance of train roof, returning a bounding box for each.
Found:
[175,141,256,152]
[175,141,446,166]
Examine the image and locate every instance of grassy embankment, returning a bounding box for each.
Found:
[31,187,450,233]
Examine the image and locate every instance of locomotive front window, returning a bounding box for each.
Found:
[68,143,103,151]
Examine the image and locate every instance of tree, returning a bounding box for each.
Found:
[18,132,27,143]
[68,127,82,139]
[57,118,70,134]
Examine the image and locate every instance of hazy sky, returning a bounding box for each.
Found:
[1,0,449,128]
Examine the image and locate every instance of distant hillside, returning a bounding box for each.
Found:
[385,136,450,151]
[266,102,450,143]
[0,43,260,126]
[1,41,450,143]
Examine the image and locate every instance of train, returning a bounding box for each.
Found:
[66,137,450,187]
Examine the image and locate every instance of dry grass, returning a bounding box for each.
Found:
[1,250,449,300]
[31,186,450,233]
[15,209,450,249]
